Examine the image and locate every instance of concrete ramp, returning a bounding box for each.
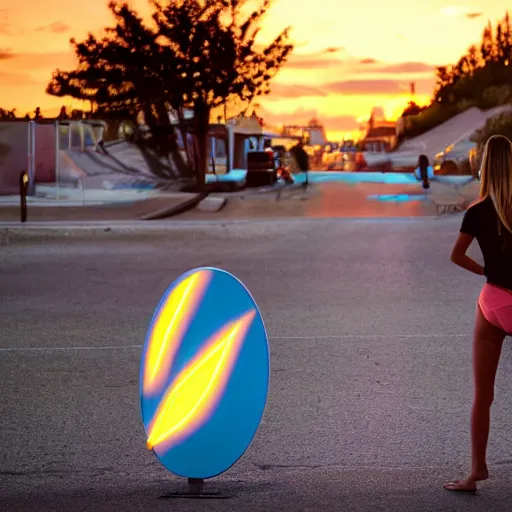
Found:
[102,140,185,179]
[369,105,512,169]
[399,105,512,156]
[57,151,88,183]
[58,143,174,191]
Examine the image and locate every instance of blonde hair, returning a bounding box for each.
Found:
[479,134,512,235]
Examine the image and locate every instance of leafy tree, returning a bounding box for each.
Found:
[480,21,495,63]
[58,106,69,120]
[70,109,85,120]
[466,45,479,71]
[474,111,512,142]
[47,2,185,180]
[402,11,512,142]
[400,101,426,117]
[0,108,17,120]
[432,12,512,107]
[46,0,293,189]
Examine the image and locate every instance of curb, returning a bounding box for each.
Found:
[139,192,208,220]
[0,215,457,231]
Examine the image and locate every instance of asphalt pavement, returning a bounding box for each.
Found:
[1,217,511,511]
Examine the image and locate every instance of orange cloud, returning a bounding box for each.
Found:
[286,57,343,69]
[0,71,38,85]
[280,53,436,86]
[285,47,344,69]
[269,83,327,98]
[0,51,77,70]
[35,21,71,34]
[269,78,434,99]
[0,8,23,36]
[358,61,435,74]
[324,80,406,95]
[319,78,434,96]
[360,58,378,64]
[260,106,359,132]
[0,48,14,60]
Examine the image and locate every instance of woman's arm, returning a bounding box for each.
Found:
[450,232,485,275]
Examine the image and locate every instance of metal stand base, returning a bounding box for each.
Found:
[158,478,231,500]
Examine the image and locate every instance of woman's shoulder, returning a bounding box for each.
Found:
[461,196,493,234]
[467,196,493,212]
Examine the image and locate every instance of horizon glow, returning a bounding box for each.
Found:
[0,0,507,139]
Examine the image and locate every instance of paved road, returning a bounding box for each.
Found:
[1,217,511,511]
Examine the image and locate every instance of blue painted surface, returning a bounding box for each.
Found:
[206,170,475,186]
[206,170,247,183]
[413,166,435,180]
[139,267,269,479]
[367,193,430,203]
[108,182,157,190]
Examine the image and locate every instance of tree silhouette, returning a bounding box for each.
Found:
[401,10,512,141]
[70,109,84,120]
[401,101,426,117]
[47,2,184,179]
[466,45,479,71]
[480,21,495,63]
[0,108,17,120]
[58,106,69,120]
[432,11,512,108]
[399,11,512,141]
[46,0,293,189]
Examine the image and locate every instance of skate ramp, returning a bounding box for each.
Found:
[58,151,88,183]
[101,141,161,175]
[399,105,512,156]
[369,106,512,169]
[58,142,173,191]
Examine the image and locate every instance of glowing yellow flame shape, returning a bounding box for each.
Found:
[143,271,211,396]
[146,309,257,450]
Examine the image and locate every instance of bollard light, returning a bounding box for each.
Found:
[139,267,269,482]
[20,171,29,223]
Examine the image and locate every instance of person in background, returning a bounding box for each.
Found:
[414,154,434,190]
[290,141,310,186]
[444,135,512,493]
[290,141,310,172]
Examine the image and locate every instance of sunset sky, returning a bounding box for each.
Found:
[0,0,508,140]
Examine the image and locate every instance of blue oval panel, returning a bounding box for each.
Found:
[139,267,269,479]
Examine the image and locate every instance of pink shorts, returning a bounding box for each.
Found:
[478,283,512,334]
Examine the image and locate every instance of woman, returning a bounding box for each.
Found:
[444,134,512,493]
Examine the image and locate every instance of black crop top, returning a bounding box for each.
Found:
[460,196,512,291]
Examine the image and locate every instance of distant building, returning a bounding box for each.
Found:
[364,126,398,152]
[281,118,327,147]
[361,108,398,152]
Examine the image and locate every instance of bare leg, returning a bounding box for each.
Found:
[444,304,505,492]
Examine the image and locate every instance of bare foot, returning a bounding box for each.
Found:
[443,468,489,493]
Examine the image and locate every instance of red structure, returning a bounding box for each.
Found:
[0,120,56,195]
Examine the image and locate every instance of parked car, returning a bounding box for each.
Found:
[433,136,475,175]
[304,144,324,169]
[322,143,342,170]
[322,141,369,171]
